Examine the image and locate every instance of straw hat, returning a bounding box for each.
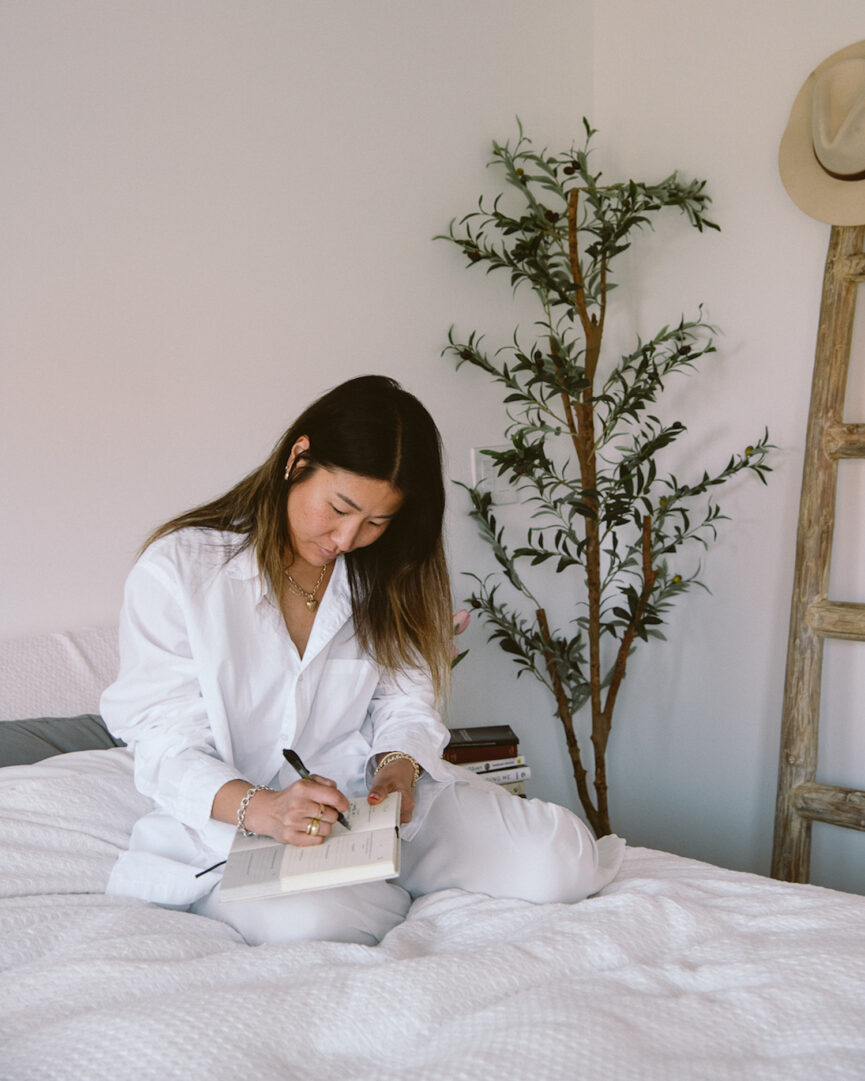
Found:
[779,40,865,225]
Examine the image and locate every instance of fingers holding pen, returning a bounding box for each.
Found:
[280,751,351,839]
[293,778,350,845]
[301,776,350,819]
[243,778,349,846]
[296,780,348,845]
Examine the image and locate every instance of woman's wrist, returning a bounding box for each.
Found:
[211,778,273,834]
[374,751,421,788]
[236,784,274,836]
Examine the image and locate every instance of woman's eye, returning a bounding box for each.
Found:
[330,505,347,516]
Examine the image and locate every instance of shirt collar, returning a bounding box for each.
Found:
[299,557,353,666]
[223,539,352,624]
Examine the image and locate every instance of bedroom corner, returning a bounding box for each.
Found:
[2,0,864,900]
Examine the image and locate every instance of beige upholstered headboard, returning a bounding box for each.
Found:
[0,626,119,721]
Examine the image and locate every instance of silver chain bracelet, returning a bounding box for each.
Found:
[236,784,273,836]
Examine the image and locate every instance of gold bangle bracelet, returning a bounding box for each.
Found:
[374,751,421,787]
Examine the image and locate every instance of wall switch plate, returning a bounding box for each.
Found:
[471,445,518,504]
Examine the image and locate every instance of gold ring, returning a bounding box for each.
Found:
[306,818,320,837]
[319,803,327,817]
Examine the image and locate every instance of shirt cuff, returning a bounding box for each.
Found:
[366,734,450,788]
[171,754,248,830]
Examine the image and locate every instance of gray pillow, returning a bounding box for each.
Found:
[0,715,125,768]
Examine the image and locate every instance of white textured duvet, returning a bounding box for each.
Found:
[1,749,863,1081]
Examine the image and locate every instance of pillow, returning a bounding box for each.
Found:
[0,714,124,767]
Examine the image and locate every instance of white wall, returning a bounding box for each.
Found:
[1,0,593,635]
[592,0,865,894]
[0,2,596,819]
[2,1,863,894]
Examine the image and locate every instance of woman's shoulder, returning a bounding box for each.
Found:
[136,528,252,582]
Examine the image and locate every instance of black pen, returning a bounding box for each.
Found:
[195,750,350,879]
[283,748,352,831]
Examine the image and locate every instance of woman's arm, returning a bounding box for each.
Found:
[107,554,352,848]
[366,753,419,824]
[101,550,247,830]
[366,665,450,766]
[211,775,350,846]
[364,665,451,824]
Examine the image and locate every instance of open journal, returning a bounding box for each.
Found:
[219,792,402,903]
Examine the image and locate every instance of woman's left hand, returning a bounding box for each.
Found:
[367,758,416,825]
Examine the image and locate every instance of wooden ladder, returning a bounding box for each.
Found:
[772,224,865,882]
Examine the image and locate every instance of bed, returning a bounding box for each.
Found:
[1,628,864,1080]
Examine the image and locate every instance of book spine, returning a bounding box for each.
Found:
[499,780,526,796]
[446,725,518,745]
[443,743,519,764]
[481,765,531,785]
[463,755,526,773]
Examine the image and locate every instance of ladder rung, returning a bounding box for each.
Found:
[808,599,865,640]
[823,422,865,458]
[794,782,865,831]
[843,252,865,280]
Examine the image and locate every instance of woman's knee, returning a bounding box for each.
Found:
[192,877,411,946]
[402,781,617,905]
[509,800,604,903]
[457,791,601,903]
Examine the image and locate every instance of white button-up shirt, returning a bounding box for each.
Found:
[101,528,454,905]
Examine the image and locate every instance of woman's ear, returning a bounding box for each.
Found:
[284,435,310,479]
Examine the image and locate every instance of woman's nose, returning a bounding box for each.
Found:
[331,517,362,552]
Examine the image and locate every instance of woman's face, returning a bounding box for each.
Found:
[285,439,404,568]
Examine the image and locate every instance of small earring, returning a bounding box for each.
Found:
[284,465,290,480]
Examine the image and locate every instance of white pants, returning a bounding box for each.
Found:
[192,777,624,946]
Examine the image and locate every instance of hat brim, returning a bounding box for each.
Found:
[779,39,865,226]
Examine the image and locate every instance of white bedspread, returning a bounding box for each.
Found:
[1,748,863,1081]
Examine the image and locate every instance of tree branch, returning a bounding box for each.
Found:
[601,514,657,742]
[537,607,604,835]
[568,188,592,335]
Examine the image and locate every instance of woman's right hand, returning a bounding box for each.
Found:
[213,776,350,846]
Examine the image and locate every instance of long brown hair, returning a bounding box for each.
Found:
[145,375,453,697]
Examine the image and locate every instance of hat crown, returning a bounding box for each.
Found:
[779,39,865,225]
[812,58,865,177]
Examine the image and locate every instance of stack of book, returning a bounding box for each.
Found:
[443,724,530,797]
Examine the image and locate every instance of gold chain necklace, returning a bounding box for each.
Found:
[282,563,328,612]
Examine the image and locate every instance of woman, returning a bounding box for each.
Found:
[102,374,623,945]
